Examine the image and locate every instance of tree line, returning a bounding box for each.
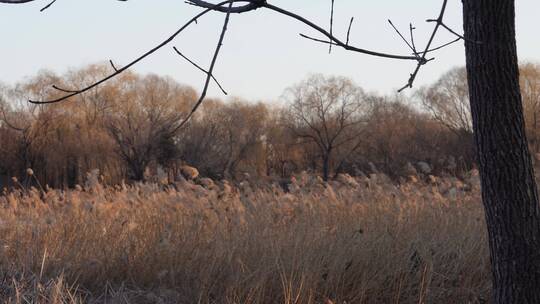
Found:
[0,62,538,187]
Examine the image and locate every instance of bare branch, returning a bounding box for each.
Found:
[0,0,39,3]
[24,0,438,106]
[109,60,119,72]
[0,0,126,11]
[300,34,336,46]
[388,19,418,58]
[395,2,481,92]
[28,0,239,104]
[398,0,449,92]
[329,0,335,54]
[0,105,25,132]
[417,37,461,55]
[264,3,418,61]
[5,0,462,130]
[428,19,481,44]
[52,85,78,93]
[346,17,354,45]
[39,0,56,11]
[409,23,417,53]
[173,1,234,132]
[172,46,228,95]
[185,0,263,13]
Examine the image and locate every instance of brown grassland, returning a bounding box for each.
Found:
[0,173,490,303]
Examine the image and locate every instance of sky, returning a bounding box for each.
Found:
[1,0,539,103]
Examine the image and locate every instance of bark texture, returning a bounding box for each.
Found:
[463,1,540,302]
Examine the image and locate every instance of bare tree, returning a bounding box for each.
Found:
[0,75,60,184]
[417,67,472,135]
[0,66,200,184]
[284,75,367,181]
[179,99,269,179]
[420,64,540,162]
[105,74,195,181]
[265,110,306,178]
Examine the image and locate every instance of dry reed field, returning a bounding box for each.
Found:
[0,172,491,304]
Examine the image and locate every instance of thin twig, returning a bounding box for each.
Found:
[0,106,25,132]
[39,0,56,11]
[300,33,337,46]
[109,60,119,72]
[432,20,481,44]
[388,19,417,57]
[172,46,228,95]
[416,37,460,55]
[329,0,335,54]
[52,85,78,94]
[346,17,354,45]
[409,23,417,54]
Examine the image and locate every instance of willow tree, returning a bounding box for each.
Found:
[284,75,367,181]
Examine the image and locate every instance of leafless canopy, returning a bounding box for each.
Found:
[1,0,473,127]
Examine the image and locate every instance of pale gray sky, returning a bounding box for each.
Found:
[1,1,539,102]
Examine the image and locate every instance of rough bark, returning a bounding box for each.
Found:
[322,153,330,182]
[463,1,540,302]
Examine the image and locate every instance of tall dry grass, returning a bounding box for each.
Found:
[0,173,490,303]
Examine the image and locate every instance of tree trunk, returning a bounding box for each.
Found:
[463,1,540,302]
[322,154,330,181]
[534,111,539,153]
[128,162,146,182]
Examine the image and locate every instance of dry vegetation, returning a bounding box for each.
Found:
[0,172,491,304]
